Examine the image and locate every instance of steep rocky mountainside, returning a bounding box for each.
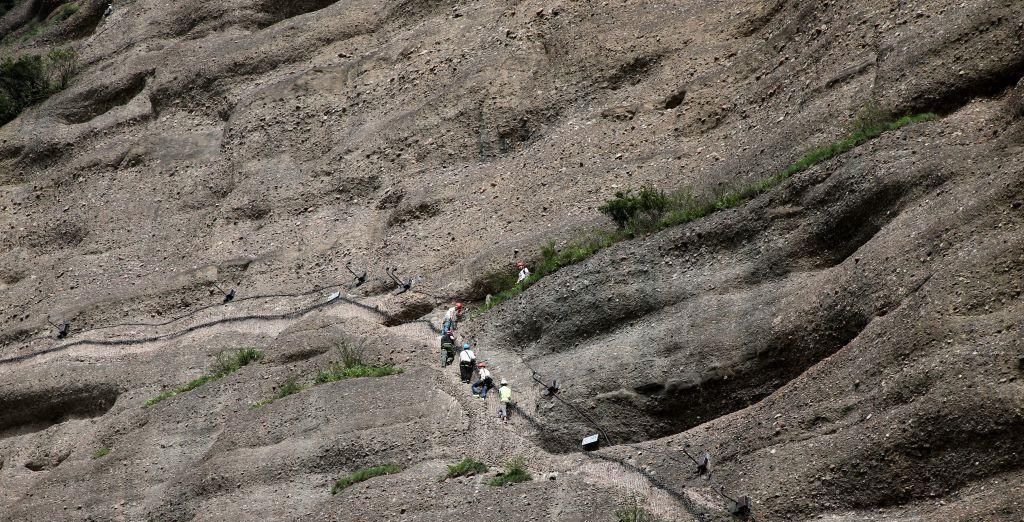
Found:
[1,0,1023,521]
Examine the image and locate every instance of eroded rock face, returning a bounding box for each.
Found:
[1,0,1023,521]
[476,97,1024,519]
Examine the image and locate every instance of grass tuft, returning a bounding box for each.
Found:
[474,109,937,315]
[315,363,403,383]
[144,348,263,407]
[330,464,401,494]
[91,447,110,459]
[445,457,488,479]
[315,343,402,384]
[488,457,532,487]
[615,494,663,522]
[252,345,402,408]
[250,376,305,409]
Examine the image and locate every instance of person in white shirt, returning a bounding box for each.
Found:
[458,343,476,383]
[515,262,531,285]
[443,302,463,332]
[471,362,493,398]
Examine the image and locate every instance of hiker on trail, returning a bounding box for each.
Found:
[515,261,531,285]
[471,362,493,398]
[440,330,456,368]
[443,302,464,332]
[498,378,512,421]
[458,343,476,383]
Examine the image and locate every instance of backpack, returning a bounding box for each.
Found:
[441,334,455,352]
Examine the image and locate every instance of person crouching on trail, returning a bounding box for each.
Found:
[458,343,476,383]
[440,331,456,368]
[471,362,493,398]
[515,261,531,285]
[443,302,464,333]
[498,378,512,421]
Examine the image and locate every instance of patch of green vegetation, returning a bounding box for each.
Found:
[330,464,401,494]
[51,2,79,23]
[314,362,403,382]
[0,48,80,126]
[488,457,532,487]
[444,457,488,479]
[144,348,263,407]
[251,344,402,408]
[46,46,77,90]
[476,231,623,314]
[250,376,305,409]
[615,494,663,522]
[475,109,938,314]
[598,186,671,230]
[276,376,304,397]
[314,343,402,383]
[91,447,110,459]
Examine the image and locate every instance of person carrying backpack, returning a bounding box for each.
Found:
[458,343,476,383]
[471,362,493,398]
[440,331,456,367]
[498,378,512,421]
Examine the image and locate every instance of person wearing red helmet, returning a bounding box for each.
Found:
[443,302,464,332]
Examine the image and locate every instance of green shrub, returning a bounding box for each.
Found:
[91,447,110,459]
[331,464,401,494]
[252,345,400,408]
[144,348,263,407]
[445,457,488,479]
[47,47,78,90]
[598,186,670,230]
[488,457,532,487]
[210,348,263,377]
[314,362,402,383]
[314,343,402,383]
[0,55,49,123]
[250,375,306,409]
[51,2,79,23]
[0,49,81,126]
[337,342,363,368]
[276,376,303,397]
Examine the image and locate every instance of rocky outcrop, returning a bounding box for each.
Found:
[1,0,1023,521]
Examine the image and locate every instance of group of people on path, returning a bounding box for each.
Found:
[440,302,513,422]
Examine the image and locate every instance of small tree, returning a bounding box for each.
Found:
[0,55,49,105]
[598,186,670,232]
[47,47,78,90]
